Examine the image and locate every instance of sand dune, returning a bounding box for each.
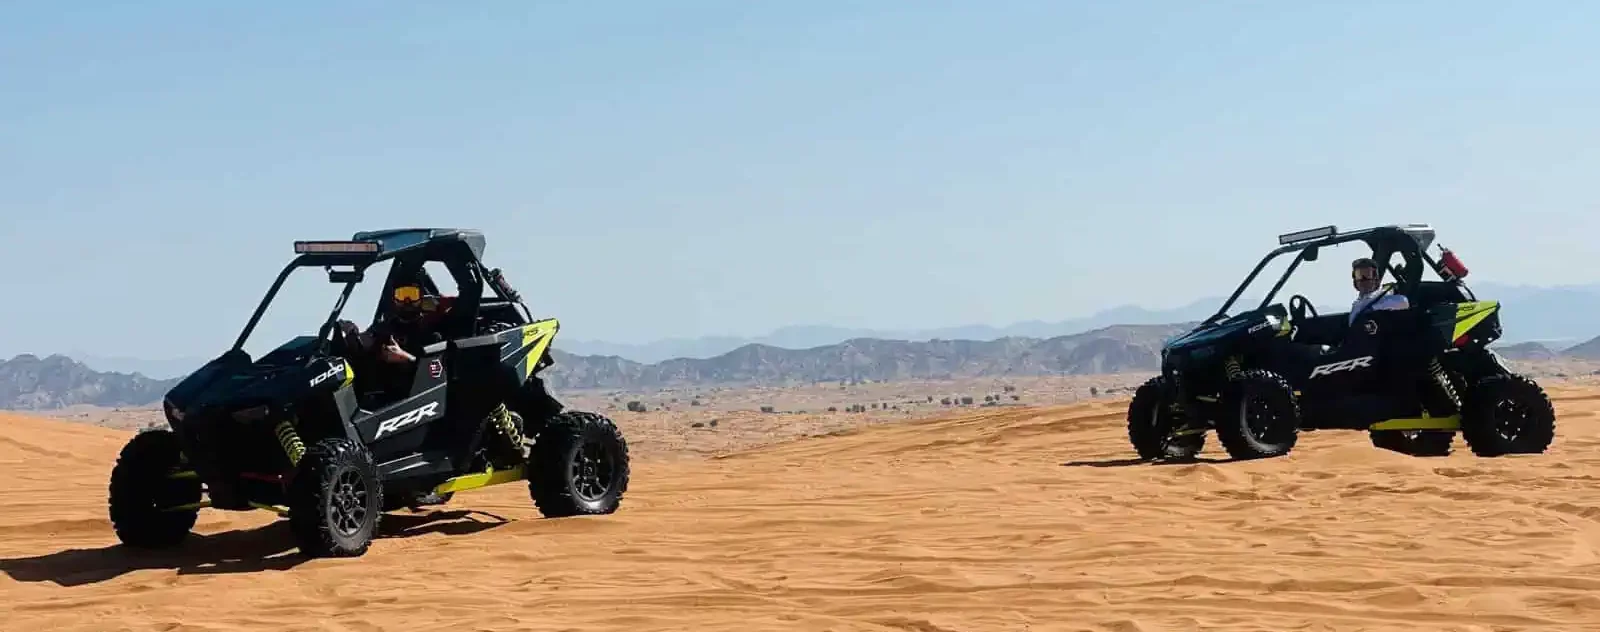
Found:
[5,386,1600,631]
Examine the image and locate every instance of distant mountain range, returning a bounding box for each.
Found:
[1,354,180,410]
[53,282,1600,377]
[557,281,1600,363]
[539,323,1193,391]
[6,320,1600,410]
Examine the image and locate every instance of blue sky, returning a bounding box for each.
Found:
[2,0,1598,362]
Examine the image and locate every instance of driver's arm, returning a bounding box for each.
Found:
[1373,294,1410,311]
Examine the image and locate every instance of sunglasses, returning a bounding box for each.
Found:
[1352,267,1380,281]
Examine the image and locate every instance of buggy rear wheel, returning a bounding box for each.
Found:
[1215,369,1300,460]
[108,429,202,549]
[529,411,630,517]
[1460,374,1556,457]
[1126,376,1204,460]
[288,438,384,558]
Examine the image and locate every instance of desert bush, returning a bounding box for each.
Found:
[759,405,775,413]
[960,396,974,405]
[626,400,646,413]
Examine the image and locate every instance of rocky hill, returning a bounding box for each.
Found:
[1564,335,1600,360]
[1493,341,1559,362]
[542,323,1191,390]
[1,354,180,410]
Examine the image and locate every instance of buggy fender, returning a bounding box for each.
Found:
[502,318,560,379]
[1450,301,1499,341]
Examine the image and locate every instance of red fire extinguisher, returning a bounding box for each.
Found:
[1438,245,1469,281]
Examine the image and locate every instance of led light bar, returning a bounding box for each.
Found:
[1277,225,1337,245]
[294,240,381,254]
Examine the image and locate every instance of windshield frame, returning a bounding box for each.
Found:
[231,254,377,356]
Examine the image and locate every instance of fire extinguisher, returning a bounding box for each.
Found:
[1438,245,1469,281]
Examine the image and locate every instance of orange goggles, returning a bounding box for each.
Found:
[392,286,439,309]
[393,286,422,302]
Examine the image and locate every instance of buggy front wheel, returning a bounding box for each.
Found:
[108,429,202,549]
[1216,369,1301,460]
[287,438,384,558]
[1126,376,1204,460]
[529,411,630,517]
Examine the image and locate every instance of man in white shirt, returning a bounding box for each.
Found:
[1349,257,1409,324]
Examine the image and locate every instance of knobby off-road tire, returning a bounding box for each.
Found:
[288,438,384,558]
[108,429,202,549]
[1126,376,1204,460]
[1460,373,1556,457]
[1216,369,1301,460]
[529,411,630,517]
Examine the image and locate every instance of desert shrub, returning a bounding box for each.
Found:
[626,400,646,413]
[759,405,775,413]
[960,396,974,405]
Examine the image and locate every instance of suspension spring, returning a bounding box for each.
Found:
[1428,357,1459,407]
[274,419,306,466]
[1224,356,1243,381]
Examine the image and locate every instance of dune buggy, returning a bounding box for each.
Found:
[1127,223,1555,461]
[108,228,630,557]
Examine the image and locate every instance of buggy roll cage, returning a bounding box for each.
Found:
[229,229,533,357]
[1205,223,1475,325]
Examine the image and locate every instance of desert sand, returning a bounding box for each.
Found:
[5,385,1600,631]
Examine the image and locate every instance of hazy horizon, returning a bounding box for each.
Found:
[5,2,1599,362]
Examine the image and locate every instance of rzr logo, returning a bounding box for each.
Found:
[1309,356,1373,378]
[374,401,439,439]
[309,362,346,388]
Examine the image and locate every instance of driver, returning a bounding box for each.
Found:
[369,284,453,366]
[337,283,454,398]
[1349,257,1409,324]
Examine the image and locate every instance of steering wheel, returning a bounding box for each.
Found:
[1288,294,1318,322]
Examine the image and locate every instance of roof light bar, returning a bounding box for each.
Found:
[1278,225,1337,245]
[294,240,381,254]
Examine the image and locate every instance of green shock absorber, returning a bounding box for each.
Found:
[486,403,528,466]
[274,419,306,467]
[1425,356,1460,415]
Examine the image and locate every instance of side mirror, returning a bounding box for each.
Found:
[1302,246,1319,262]
[329,269,364,284]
